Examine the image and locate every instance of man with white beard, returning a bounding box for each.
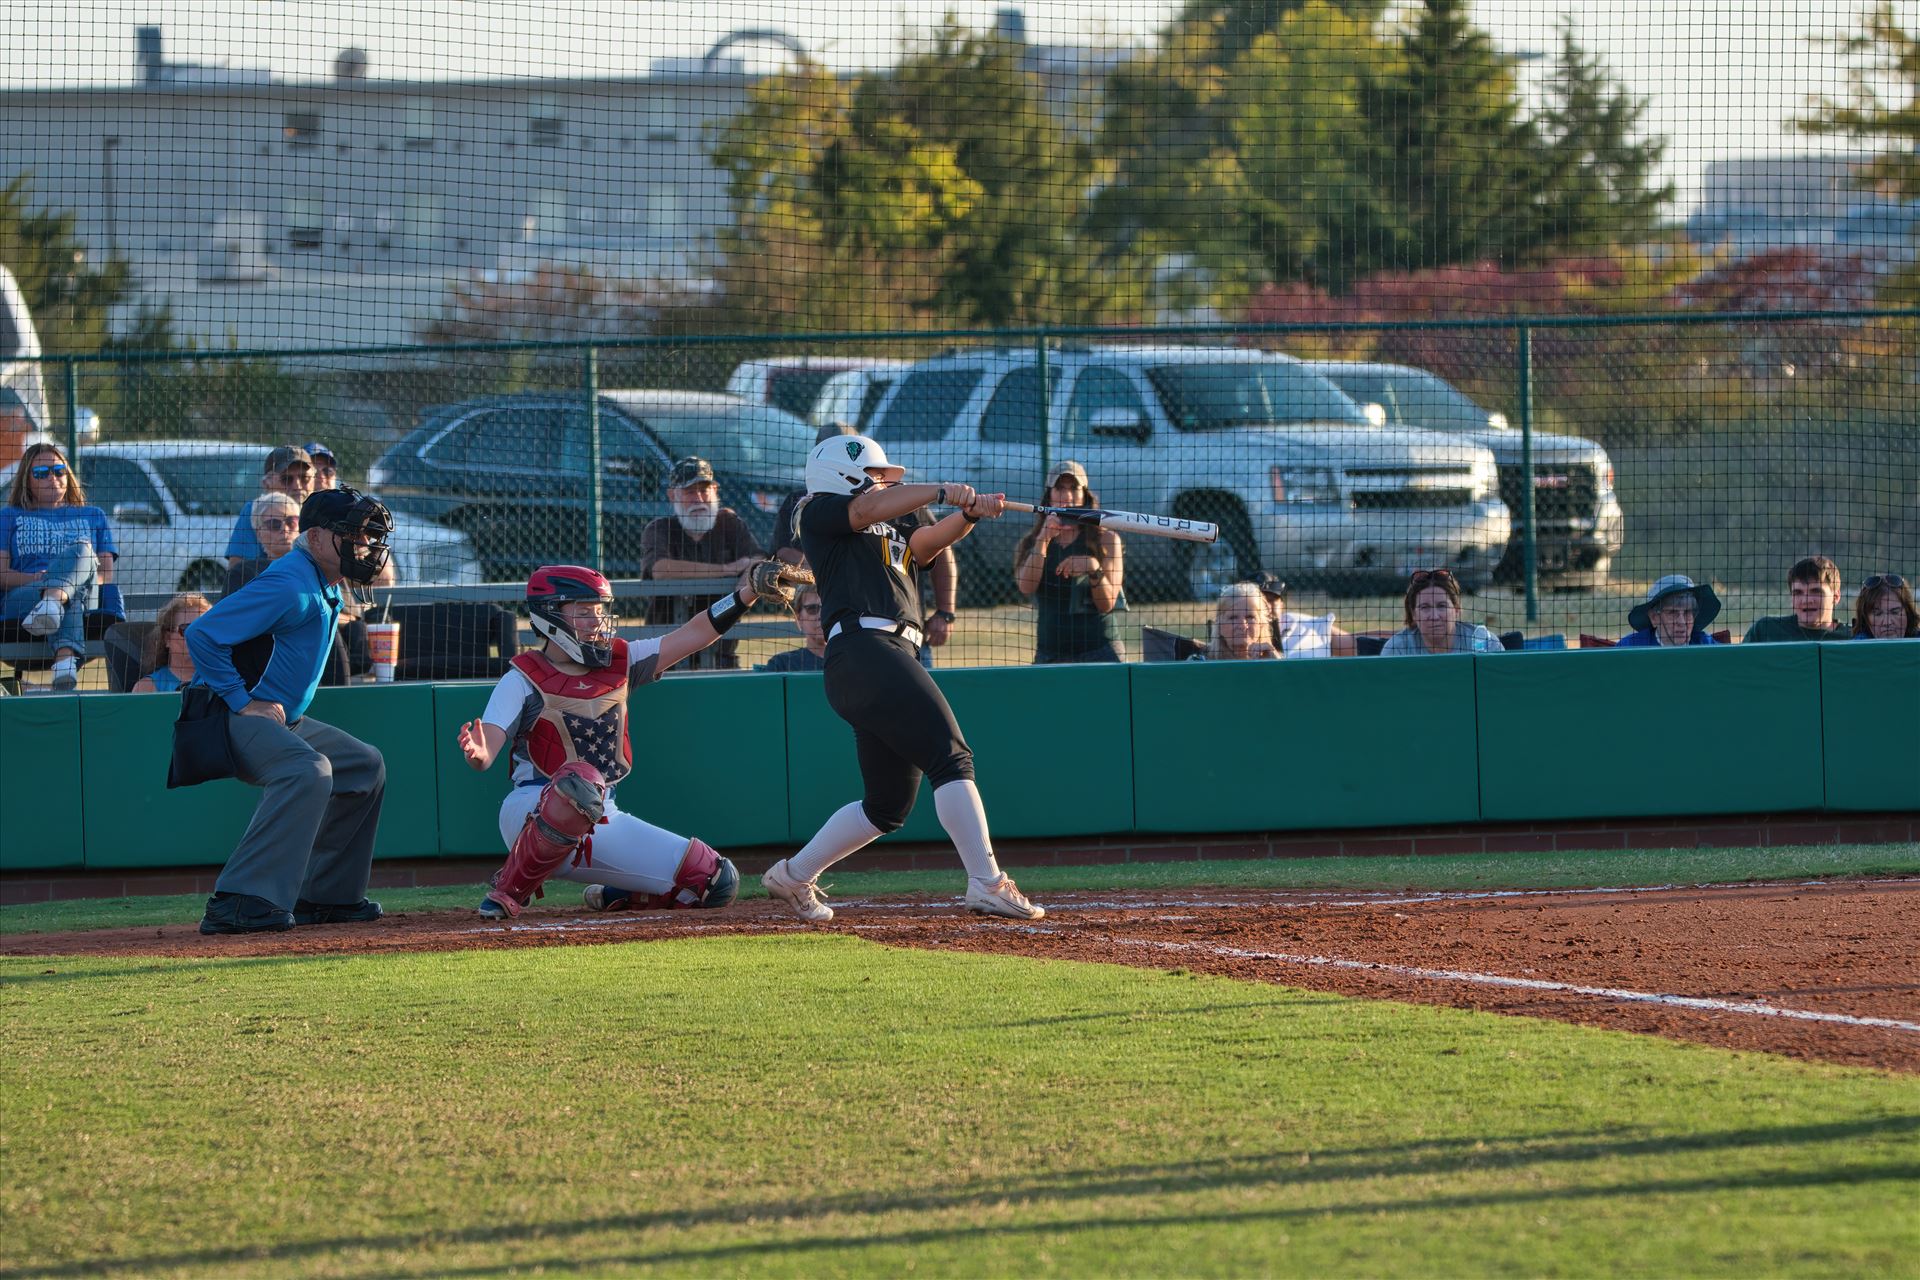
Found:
[639,456,762,669]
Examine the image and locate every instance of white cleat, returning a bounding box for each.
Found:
[965,874,1045,920]
[762,858,834,923]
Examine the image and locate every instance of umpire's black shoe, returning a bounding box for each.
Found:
[199,892,295,935]
[292,897,385,926]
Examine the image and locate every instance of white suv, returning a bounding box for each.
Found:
[725,356,910,421]
[864,346,1511,601]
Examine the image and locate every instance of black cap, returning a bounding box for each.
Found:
[300,485,390,534]
[1246,571,1287,601]
[667,456,716,489]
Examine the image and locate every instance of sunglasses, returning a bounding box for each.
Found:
[1864,574,1908,591]
[258,517,298,532]
[1409,568,1458,588]
[30,463,69,479]
[798,603,823,617]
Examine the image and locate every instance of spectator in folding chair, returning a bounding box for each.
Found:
[1851,573,1918,640]
[1742,556,1850,644]
[1203,582,1281,661]
[1380,568,1504,655]
[225,445,314,570]
[1247,571,1355,658]
[1,442,124,691]
[132,592,213,692]
[764,585,828,672]
[1616,575,1723,647]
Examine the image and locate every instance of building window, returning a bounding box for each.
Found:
[403,193,441,246]
[283,112,322,146]
[404,97,433,147]
[529,93,565,145]
[285,198,324,250]
[645,98,679,142]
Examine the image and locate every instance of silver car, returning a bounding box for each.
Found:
[865,346,1511,601]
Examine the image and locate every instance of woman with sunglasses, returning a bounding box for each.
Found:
[1381,568,1505,655]
[223,492,303,595]
[132,592,213,693]
[765,585,829,671]
[1852,573,1919,640]
[1012,460,1125,664]
[1,443,122,691]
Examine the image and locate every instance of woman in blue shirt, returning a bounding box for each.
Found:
[1,443,122,690]
[132,592,212,693]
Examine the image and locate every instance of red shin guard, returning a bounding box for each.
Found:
[485,763,607,915]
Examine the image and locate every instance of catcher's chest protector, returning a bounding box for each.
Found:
[511,641,634,786]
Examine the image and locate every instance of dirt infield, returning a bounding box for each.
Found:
[9,878,1917,1073]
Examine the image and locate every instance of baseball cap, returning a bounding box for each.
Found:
[1246,571,1287,602]
[302,441,337,463]
[667,456,716,489]
[264,444,313,475]
[1047,459,1090,489]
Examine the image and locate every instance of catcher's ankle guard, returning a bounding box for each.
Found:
[635,839,738,910]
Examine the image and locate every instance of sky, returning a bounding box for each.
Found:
[4,1,1917,212]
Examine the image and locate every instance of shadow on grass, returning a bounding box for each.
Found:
[7,1116,1914,1278]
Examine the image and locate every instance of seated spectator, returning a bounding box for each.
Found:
[1617,575,1723,647]
[303,441,339,491]
[224,492,303,595]
[132,592,213,692]
[640,456,761,670]
[1204,582,1281,660]
[1381,568,1505,655]
[1,443,123,691]
[1248,572,1354,658]
[1012,460,1125,664]
[765,586,828,672]
[1852,573,1918,640]
[1743,555,1850,643]
[225,445,314,569]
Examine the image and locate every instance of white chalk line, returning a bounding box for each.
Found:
[1001,925,1920,1036]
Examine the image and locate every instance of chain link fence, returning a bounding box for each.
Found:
[4,314,1916,684]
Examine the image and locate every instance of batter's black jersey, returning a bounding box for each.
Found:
[798,492,929,632]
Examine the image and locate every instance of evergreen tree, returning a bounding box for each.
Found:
[1531,17,1671,251]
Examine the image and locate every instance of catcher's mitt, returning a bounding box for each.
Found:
[748,558,814,609]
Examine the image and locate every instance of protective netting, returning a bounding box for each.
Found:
[3,3,1916,688]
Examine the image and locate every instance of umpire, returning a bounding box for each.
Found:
[185,487,393,935]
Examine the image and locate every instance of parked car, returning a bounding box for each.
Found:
[367,392,811,579]
[1303,361,1625,589]
[725,356,911,420]
[0,441,484,600]
[808,364,909,433]
[864,346,1510,602]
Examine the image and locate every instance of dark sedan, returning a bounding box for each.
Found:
[367,391,812,579]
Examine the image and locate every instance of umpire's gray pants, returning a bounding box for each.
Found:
[216,714,386,910]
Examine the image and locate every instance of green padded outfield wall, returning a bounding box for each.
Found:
[77,684,442,869]
[1475,644,1827,821]
[0,696,85,871]
[1129,657,1480,833]
[783,663,1136,845]
[435,672,791,857]
[1820,641,1920,812]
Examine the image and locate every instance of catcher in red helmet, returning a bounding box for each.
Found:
[456,559,809,918]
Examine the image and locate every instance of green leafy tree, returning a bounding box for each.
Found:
[0,174,142,358]
[1795,2,1920,300]
[1531,16,1671,251]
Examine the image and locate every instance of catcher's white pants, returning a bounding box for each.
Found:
[497,786,691,897]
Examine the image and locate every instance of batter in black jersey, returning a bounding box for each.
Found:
[760,435,1046,923]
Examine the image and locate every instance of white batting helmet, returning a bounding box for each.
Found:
[805,434,905,495]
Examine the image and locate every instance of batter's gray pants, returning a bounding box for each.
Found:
[216,714,386,910]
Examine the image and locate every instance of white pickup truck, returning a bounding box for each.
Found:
[864,345,1512,602]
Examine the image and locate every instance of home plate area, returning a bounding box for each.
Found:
[11,878,1917,1072]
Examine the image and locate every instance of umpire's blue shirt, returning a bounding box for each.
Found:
[185,542,341,723]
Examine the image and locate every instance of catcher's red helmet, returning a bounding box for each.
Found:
[527,565,615,668]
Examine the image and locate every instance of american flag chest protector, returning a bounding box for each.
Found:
[510,640,634,786]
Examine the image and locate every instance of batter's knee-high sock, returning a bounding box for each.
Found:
[933,780,1003,882]
[789,802,883,882]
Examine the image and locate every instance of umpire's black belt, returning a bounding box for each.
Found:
[828,616,924,649]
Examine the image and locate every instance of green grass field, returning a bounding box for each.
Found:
[4,848,1917,1276]
[3,929,1917,1278]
